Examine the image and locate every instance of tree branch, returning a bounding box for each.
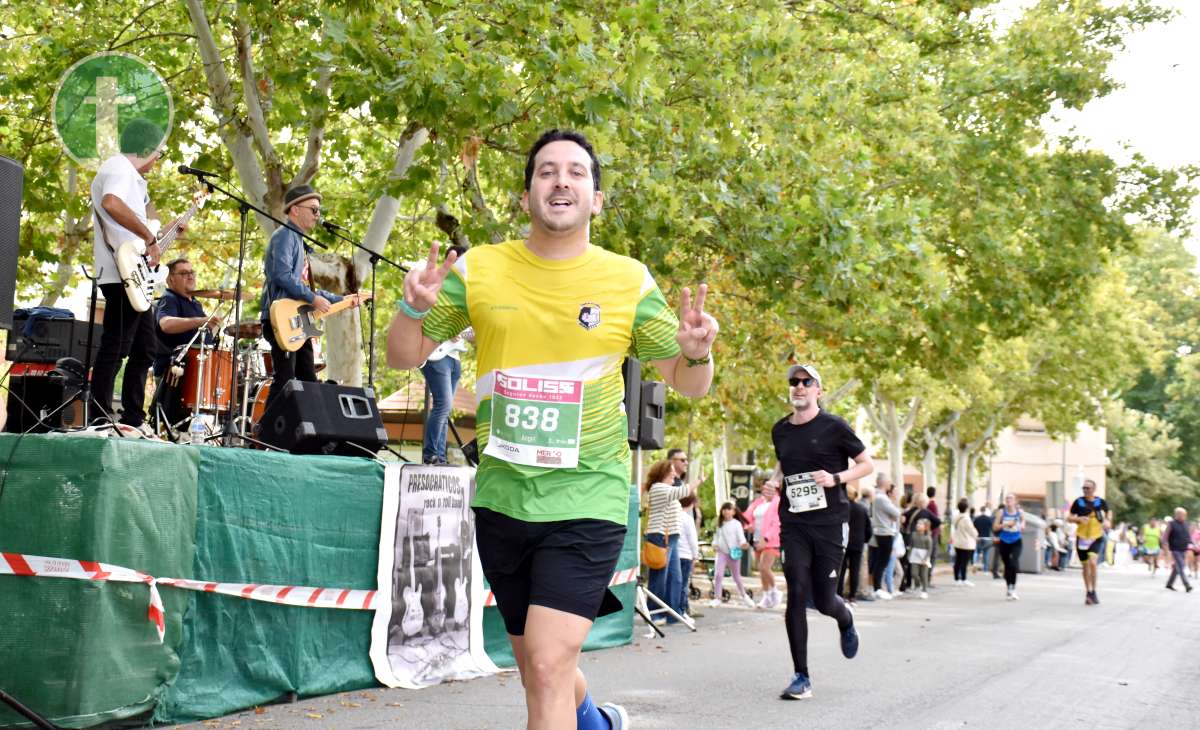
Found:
[291,63,333,188]
[823,378,860,409]
[108,32,198,52]
[235,13,281,200]
[355,123,429,277]
[108,0,167,50]
[184,0,270,231]
[460,141,503,244]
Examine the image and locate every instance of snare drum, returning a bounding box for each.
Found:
[181,346,234,412]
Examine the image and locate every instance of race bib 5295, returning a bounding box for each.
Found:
[784,472,827,513]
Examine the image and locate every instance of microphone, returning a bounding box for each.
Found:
[321,219,346,232]
[178,164,219,178]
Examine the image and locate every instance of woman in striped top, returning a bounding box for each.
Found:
[643,460,695,622]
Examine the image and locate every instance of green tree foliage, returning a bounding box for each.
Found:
[0,1,1194,468]
[1115,229,1200,483]
[1104,400,1199,523]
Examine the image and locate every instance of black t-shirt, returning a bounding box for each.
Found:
[847,499,870,550]
[154,289,212,372]
[973,513,993,538]
[771,410,866,527]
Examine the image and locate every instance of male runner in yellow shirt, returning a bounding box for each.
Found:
[387,129,718,730]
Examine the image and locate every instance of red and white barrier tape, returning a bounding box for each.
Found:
[3,551,640,639]
[0,552,375,644]
[1,553,166,642]
[482,566,639,607]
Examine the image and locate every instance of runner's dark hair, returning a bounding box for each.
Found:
[523,129,601,191]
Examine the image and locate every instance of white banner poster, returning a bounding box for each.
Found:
[370,464,500,689]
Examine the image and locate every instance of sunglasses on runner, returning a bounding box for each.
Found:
[788,377,816,388]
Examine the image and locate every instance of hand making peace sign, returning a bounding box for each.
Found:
[676,283,719,359]
[404,242,459,312]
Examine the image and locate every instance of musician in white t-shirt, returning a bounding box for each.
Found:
[90,119,184,430]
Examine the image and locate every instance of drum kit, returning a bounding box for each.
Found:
[155,315,323,444]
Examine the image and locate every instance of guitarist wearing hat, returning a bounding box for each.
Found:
[259,185,358,411]
[91,118,187,431]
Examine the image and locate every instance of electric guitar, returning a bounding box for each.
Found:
[400,511,425,638]
[452,500,469,629]
[430,515,447,633]
[112,188,209,312]
[269,292,372,352]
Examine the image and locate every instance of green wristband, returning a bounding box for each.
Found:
[684,353,712,367]
[398,298,431,320]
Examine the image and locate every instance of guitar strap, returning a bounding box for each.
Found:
[93,204,119,256]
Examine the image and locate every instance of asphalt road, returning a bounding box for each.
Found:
[177,557,1200,729]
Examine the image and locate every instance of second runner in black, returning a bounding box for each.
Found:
[766,364,874,701]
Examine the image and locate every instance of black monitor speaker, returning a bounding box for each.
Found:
[0,156,23,331]
[622,357,641,445]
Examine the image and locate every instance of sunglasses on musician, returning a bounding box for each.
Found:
[788,377,816,388]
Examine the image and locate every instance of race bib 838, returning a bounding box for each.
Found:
[484,370,584,468]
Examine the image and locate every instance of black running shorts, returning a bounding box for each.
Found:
[473,507,626,636]
[1077,535,1104,562]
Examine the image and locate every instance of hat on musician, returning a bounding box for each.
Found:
[283,184,322,212]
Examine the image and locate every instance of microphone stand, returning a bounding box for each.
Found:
[319,221,408,393]
[178,171,329,448]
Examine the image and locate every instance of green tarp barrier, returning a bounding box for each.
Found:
[0,435,198,728]
[153,447,385,724]
[0,435,638,726]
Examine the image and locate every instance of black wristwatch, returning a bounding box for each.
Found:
[833,473,842,486]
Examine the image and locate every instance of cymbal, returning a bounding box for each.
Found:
[194,288,254,301]
[224,320,263,339]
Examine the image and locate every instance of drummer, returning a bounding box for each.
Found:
[153,257,223,431]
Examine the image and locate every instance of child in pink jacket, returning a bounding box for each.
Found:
[744,483,782,608]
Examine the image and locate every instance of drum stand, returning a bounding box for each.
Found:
[233,338,263,436]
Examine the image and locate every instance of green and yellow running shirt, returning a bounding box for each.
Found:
[1142,524,1161,551]
[422,240,682,525]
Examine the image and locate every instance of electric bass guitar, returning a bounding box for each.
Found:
[430,515,447,633]
[400,510,425,638]
[452,500,469,629]
[269,292,372,352]
[112,188,209,312]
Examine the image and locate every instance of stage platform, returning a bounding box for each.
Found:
[0,434,636,727]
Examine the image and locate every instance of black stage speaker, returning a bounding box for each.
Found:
[638,380,666,450]
[622,356,641,446]
[0,156,23,331]
[7,313,102,364]
[4,374,82,434]
[257,380,387,457]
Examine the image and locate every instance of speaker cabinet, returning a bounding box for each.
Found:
[622,357,641,445]
[4,373,83,434]
[0,156,23,331]
[638,380,666,450]
[256,380,387,457]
